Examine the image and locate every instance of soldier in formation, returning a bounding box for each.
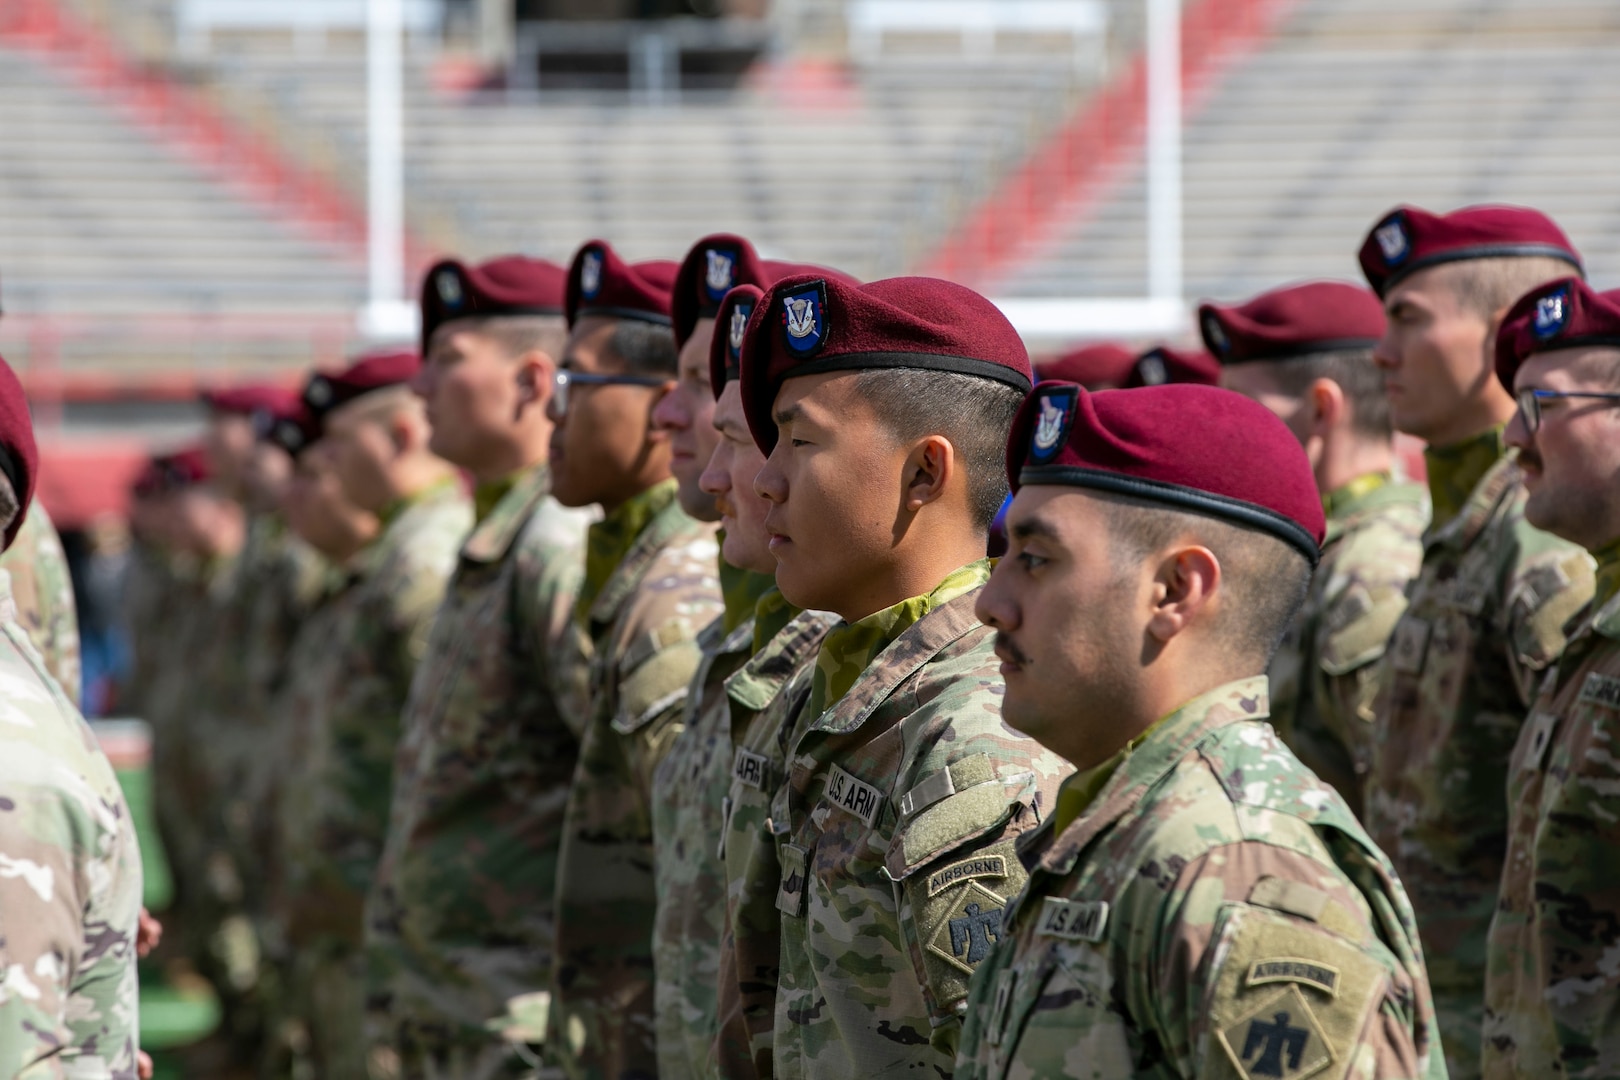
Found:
[76,200,1620,1080]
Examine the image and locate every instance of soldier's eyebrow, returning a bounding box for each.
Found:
[773,403,803,429]
[1010,515,1060,543]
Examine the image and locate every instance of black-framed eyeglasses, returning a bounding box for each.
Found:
[549,370,672,419]
[1516,388,1620,435]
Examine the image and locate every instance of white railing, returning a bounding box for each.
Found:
[847,0,1109,67]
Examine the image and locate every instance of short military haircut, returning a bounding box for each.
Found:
[1257,348,1392,440]
[606,320,679,377]
[1100,494,1312,668]
[848,368,1026,532]
[437,314,569,365]
[1444,256,1582,321]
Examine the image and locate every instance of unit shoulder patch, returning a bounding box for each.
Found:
[925,854,1008,897]
[1217,984,1335,1080]
[925,880,1008,975]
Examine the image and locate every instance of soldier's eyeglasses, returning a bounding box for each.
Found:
[548,370,673,419]
[1515,388,1620,435]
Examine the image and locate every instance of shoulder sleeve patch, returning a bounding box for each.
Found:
[1512,551,1596,672]
[1204,904,1395,1080]
[612,633,704,735]
[908,837,1027,1020]
[1319,584,1408,677]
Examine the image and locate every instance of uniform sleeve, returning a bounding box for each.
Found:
[1153,842,1438,1080]
[515,536,593,740]
[884,729,1066,1059]
[0,781,141,1080]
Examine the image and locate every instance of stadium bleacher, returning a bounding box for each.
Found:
[998,0,1620,300]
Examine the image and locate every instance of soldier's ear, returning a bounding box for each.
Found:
[901,435,955,514]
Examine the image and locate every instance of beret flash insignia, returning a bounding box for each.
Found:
[580,249,604,300]
[781,282,828,358]
[1137,353,1168,387]
[304,376,333,408]
[1532,287,1570,340]
[273,419,305,454]
[1029,386,1077,465]
[1202,312,1231,356]
[436,268,464,310]
[728,302,752,358]
[1374,215,1410,266]
[705,248,737,304]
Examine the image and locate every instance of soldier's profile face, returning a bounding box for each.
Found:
[549,316,674,510]
[1506,345,1620,549]
[1374,265,1495,444]
[700,382,775,575]
[978,487,1145,767]
[653,318,722,523]
[753,371,916,621]
[417,325,528,472]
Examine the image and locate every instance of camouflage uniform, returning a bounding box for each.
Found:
[712,602,839,1079]
[0,568,142,1080]
[365,461,592,1078]
[274,480,471,1078]
[758,561,1070,1077]
[551,479,723,1079]
[1267,474,1427,815]
[1482,548,1620,1079]
[955,677,1445,1080]
[650,575,797,1080]
[0,503,81,705]
[1368,435,1594,1079]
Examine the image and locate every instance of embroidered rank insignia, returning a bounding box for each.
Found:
[776,842,809,917]
[732,746,771,791]
[925,854,1008,897]
[822,763,884,825]
[1036,897,1109,941]
[1029,385,1078,465]
[1374,213,1409,266]
[1203,311,1231,355]
[1218,985,1334,1080]
[780,281,828,358]
[704,247,737,304]
[926,881,1007,974]
[1532,286,1570,340]
[436,267,464,309]
[580,249,604,300]
[1389,617,1430,675]
[1579,673,1620,711]
[1523,710,1560,771]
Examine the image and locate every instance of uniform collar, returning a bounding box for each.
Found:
[460,460,553,566]
[1321,470,1390,520]
[1423,425,1506,533]
[1581,537,1620,642]
[355,477,466,580]
[1425,443,1521,554]
[719,548,777,635]
[378,474,460,532]
[1038,675,1271,877]
[727,606,840,714]
[803,559,991,722]
[582,479,698,629]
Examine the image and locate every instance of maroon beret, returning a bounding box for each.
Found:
[420,255,567,354]
[1199,281,1386,364]
[672,233,860,350]
[1008,381,1324,565]
[265,406,323,459]
[1358,204,1582,298]
[302,348,420,425]
[1123,345,1220,389]
[709,284,764,400]
[157,446,214,490]
[202,384,299,417]
[1037,343,1138,390]
[1494,276,1620,390]
[739,274,1034,453]
[565,240,677,329]
[0,354,37,548]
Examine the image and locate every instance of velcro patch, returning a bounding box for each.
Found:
[1444,580,1487,616]
[733,747,772,790]
[1248,878,1330,923]
[1579,673,1620,711]
[1218,984,1335,1080]
[822,764,884,826]
[1036,897,1109,942]
[926,854,1008,897]
[1248,958,1340,997]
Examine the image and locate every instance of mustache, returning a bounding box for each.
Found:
[994,632,1031,666]
[1519,447,1543,472]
